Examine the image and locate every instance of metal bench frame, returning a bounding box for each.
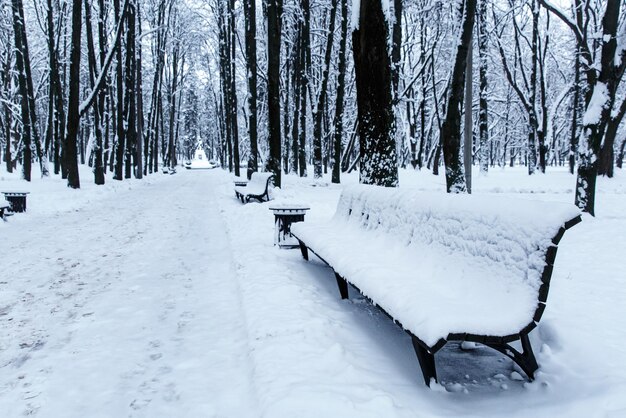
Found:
[293,215,582,386]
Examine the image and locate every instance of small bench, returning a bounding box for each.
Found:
[234,172,274,203]
[0,200,10,220]
[1,191,29,213]
[291,185,581,386]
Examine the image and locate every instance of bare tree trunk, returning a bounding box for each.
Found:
[569,45,580,174]
[64,0,83,188]
[11,0,33,180]
[266,0,282,186]
[477,0,489,174]
[113,0,125,179]
[331,0,348,184]
[440,0,476,193]
[464,30,473,193]
[353,0,398,187]
[244,0,258,179]
[135,4,144,179]
[229,0,240,176]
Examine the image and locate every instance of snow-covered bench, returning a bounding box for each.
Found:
[291,185,581,386]
[234,172,274,203]
[0,200,10,220]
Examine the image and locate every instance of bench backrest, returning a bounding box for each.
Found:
[332,185,580,314]
[250,172,274,186]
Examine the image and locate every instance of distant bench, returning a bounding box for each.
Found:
[234,172,274,203]
[0,200,10,220]
[1,191,29,213]
[291,185,581,386]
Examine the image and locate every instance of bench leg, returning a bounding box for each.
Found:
[484,333,539,380]
[298,241,309,261]
[334,272,349,300]
[411,336,438,386]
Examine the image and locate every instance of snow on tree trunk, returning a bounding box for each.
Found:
[352,0,398,187]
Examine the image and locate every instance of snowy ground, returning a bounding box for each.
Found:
[1,165,625,417]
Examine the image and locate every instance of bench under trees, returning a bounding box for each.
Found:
[234,172,274,203]
[291,185,581,386]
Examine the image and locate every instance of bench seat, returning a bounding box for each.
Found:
[235,172,274,203]
[293,220,539,347]
[292,185,581,385]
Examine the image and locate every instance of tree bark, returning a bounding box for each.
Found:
[477,0,489,174]
[353,0,398,187]
[64,0,83,188]
[244,0,258,179]
[440,0,476,193]
[331,0,348,184]
[266,0,282,186]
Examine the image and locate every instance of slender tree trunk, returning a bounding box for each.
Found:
[84,0,105,184]
[527,0,539,175]
[440,0,476,193]
[617,138,626,169]
[569,46,580,174]
[464,30,473,193]
[477,0,489,174]
[331,0,348,184]
[229,0,240,176]
[113,0,125,179]
[244,0,258,179]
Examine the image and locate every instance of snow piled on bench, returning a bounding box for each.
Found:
[292,185,580,347]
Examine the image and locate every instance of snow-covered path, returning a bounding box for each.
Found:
[2,168,626,418]
[0,173,258,417]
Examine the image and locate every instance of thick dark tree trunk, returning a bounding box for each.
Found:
[113,0,125,179]
[124,0,137,178]
[573,0,623,215]
[266,0,282,186]
[64,0,83,188]
[477,0,489,174]
[331,0,348,184]
[598,98,626,177]
[229,0,240,176]
[298,0,310,178]
[135,4,144,179]
[440,0,476,193]
[352,0,398,187]
[244,0,258,179]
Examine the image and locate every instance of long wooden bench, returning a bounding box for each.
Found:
[291,185,581,386]
[234,172,274,203]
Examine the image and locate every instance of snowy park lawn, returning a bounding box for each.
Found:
[1,165,625,417]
